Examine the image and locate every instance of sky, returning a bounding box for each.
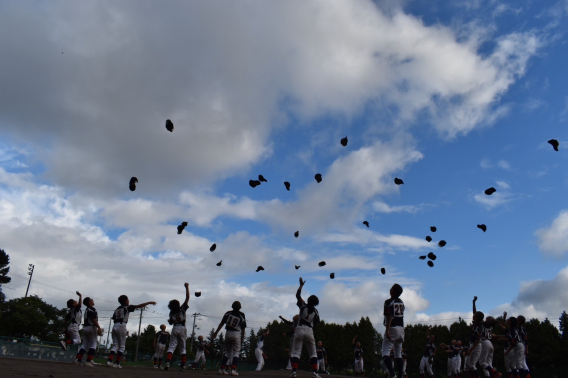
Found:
[1,0,568,339]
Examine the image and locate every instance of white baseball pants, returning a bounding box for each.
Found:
[454,355,462,374]
[224,331,241,360]
[317,358,326,371]
[419,356,433,376]
[403,360,407,376]
[110,323,127,353]
[195,350,206,364]
[479,339,494,376]
[291,326,317,358]
[466,343,482,371]
[67,324,81,345]
[81,326,98,350]
[255,348,264,371]
[354,358,364,373]
[154,342,166,359]
[382,327,404,358]
[447,357,454,376]
[167,325,187,355]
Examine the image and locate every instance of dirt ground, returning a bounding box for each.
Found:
[0,357,342,378]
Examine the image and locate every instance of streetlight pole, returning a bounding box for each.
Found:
[189,313,202,352]
[25,264,34,297]
[135,307,144,362]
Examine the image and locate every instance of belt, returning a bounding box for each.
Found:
[173,323,185,326]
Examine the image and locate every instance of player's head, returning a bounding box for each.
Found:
[508,316,518,328]
[198,335,204,341]
[83,297,94,307]
[390,284,403,298]
[160,324,166,331]
[67,299,76,308]
[474,311,485,324]
[451,339,456,345]
[429,334,435,342]
[356,341,361,347]
[118,295,129,306]
[317,341,323,347]
[307,295,319,307]
[517,315,525,325]
[485,316,496,327]
[168,300,180,311]
[232,301,242,310]
[293,315,299,322]
[456,340,462,346]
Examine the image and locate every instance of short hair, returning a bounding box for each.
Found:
[517,315,525,325]
[391,284,403,298]
[67,299,75,308]
[307,295,319,307]
[474,311,485,323]
[160,324,166,330]
[509,317,518,328]
[83,297,91,306]
[232,301,241,310]
[118,295,128,305]
[168,300,180,311]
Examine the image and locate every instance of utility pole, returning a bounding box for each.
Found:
[25,264,34,297]
[135,307,144,362]
[189,313,202,352]
[106,317,112,347]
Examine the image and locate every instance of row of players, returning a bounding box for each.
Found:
[60,281,529,378]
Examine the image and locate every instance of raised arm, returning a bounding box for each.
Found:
[296,278,305,302]
[183,283,190,306]
[352,335,359,344]
[279,315,292,324]
[76,291,82,306]
[473,296,477,315]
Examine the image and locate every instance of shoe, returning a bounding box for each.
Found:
[74,359,81,365]
[113,363,122,369]
[165,362,170,371]
[106,361,114,367]
[59,341,67,351]
[218,369,229,375]
[312,373,321,378]
[290,372,297,378]
[154,365,158,369]
[180,366,186,371]
[230,370,239,376]
[159,366,164,370]
[83,360,96,367]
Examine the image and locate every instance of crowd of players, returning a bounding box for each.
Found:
[59,281,530,378]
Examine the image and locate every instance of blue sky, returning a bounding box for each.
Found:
[1,0,568,335]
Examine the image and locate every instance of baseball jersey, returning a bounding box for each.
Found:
[507,327,521,348]
[66,304,82,325]
[112,305,136,324]
[257,335,265,351]
[518,326,528,345]
[222,310,247,332]
[197,339,207,351]
[423,339,436,358]
[461,343,470,355]
[470,323,483,344]
[316,346,326,359]
[155,330,170,345]
[447,345,455,357]
[297,300,320,328]
[169,303,189,326]
[354,344,364,359]
[383,298,405,327]
[481,324,493,341]
[84,306,98,327]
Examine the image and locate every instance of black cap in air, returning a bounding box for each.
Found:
[318,261,326,267]
[426,236,432,242]
[210,243,217,252]
[363,221,369,227]
[295,265,300,270]
[438,240,446,247]
[330,273,335,279]
[294,231,299,238]
[249,180,261,188]
[485,187,496,195]
[394,177,404,185]
[216,261,222,266]
[195,292,201,297]
[284,182,291,191]
[259,175,268,182]
[165,119,174,132]
[340,137,348,146]
[381,268,386,275]
[256,266,264,272]
[548,139,559,151]
[477,224,487,232]
[427,252,437,260]
[427,261,434,267]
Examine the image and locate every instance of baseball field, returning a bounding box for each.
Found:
[0,357,330,378]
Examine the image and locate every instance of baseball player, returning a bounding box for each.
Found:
[419,326,436,378]
[153,325,170,369]
[439,339,457,377]
[212,301,247,376]
[106,295,156,368]
[192,335,210,370]
[165,282,190,371]
[60,291,82,351]
[255,329,270,371]
[352,335,364,377]
[74,297,103,367]
[465,299,485,376]
[280,315,298,370]
[316,341,328,374]
[382,283,405,378]
[454,340,463,378]
[474,297,502,378]
[504,316,524,378]
[290,277,321,378]
[517,316,530,378]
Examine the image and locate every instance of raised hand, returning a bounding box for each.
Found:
[184,283,189,288]
[299,277,306,286]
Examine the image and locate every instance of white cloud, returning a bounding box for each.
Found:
[536,210,568,257]
[497,160,511,170]
[480,158,493,169]
[372,201,423,214]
